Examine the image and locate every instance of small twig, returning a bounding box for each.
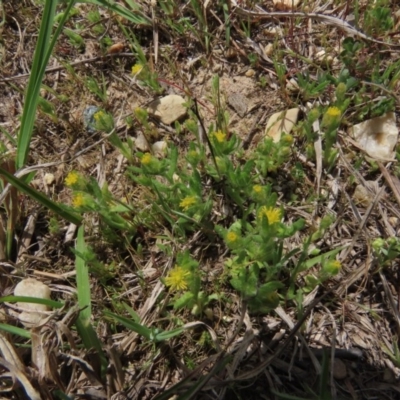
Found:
[230,0,400,50]
[0,53,136,83]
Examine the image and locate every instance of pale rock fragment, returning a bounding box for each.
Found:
[245,69,255,78]
[273,0,301,10]
[14,278,51,327]
[133,132,150,152]
[264,43,274,57]
[152,141,168,157]
[315,49,334,66]
[348,112,398,160]
[228,92,248,118]
[286,78,300,93]
[147,95,187,125]
[44,173,55,186]
[265,108,299,142]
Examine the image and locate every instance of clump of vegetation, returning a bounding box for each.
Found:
[1,0,400,399]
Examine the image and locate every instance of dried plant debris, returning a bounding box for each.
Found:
[1,1,400,399]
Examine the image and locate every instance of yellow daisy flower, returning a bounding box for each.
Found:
[94,110,106,122]
[165,266,190,291]
[131,63,143,75]
[65,171,79,187]
[180,195,197,211]
[141,153,153,165]
[213,130,226,143]
[226,231,239,244]
[326,106,341,117]
[258,206,281,224]
[72,193,85,208]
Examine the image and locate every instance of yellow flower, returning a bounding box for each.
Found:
[326,106,341,117]
[165,266,190,291]
[134,107,147,119]
[253,185,262,193]
[322,106,341,128]
[72,193,85,208]
[141,153,153,165]
[180,195,197,211]
[281,134,293,145]
[226,231,239,244]
[213,130,226,143]
[94,110,106,122]
[65,171,79,187]
[323,260,341,275]
[258,206,281,224]
[131,63,143,75]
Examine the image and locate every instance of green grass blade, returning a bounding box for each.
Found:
[303,246,347,269]
[75,226,92,324]
[74,226,107,375]
[103,310,152,339]
[16,0,57,169]
[0,167,82,225]
[0,295,64,309]
[17,0,76,169]
[81,0,151,25]
[0,323,31,339]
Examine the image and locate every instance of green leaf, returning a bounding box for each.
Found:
[303,246,347,270]
[0,167,82,225]
[0,323,31,339]
[17,0,76,169]
[173,292,195,310]
[81,0,151,25]
[104,310,153,339]
[0,295,63,309]
[230,264,259,298]
[74,226,107,375]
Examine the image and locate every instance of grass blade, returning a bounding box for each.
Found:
[16,0,57,169]
[82,0,151,25]
[75,226,107,376]
[0,167,82,225]
[17,0,76,169]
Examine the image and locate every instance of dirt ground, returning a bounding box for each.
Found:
[1,1,400,399]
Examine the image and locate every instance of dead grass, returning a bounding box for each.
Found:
[1,0,400,399]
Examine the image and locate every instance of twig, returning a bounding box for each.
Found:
[0,53,136,83]
[230,0,400,50]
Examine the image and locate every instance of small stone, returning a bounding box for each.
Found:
[273,0,301,10]
[332,358,347,380]
[264,43,274,56]
[44,173,55,186]
[83,105,101,133]
[14,278,51,327]
[147,95,187,125]
[228,92,248,118]
[134,132,150,152]
[286,78,300,93]
[264,27,278,36]
[315,49,334,66]
[265,108,299,142]
[152,141,168,157]
[245,69,256,77]
[348,112,398,160]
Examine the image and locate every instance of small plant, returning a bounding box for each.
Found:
[164,251,219,316]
